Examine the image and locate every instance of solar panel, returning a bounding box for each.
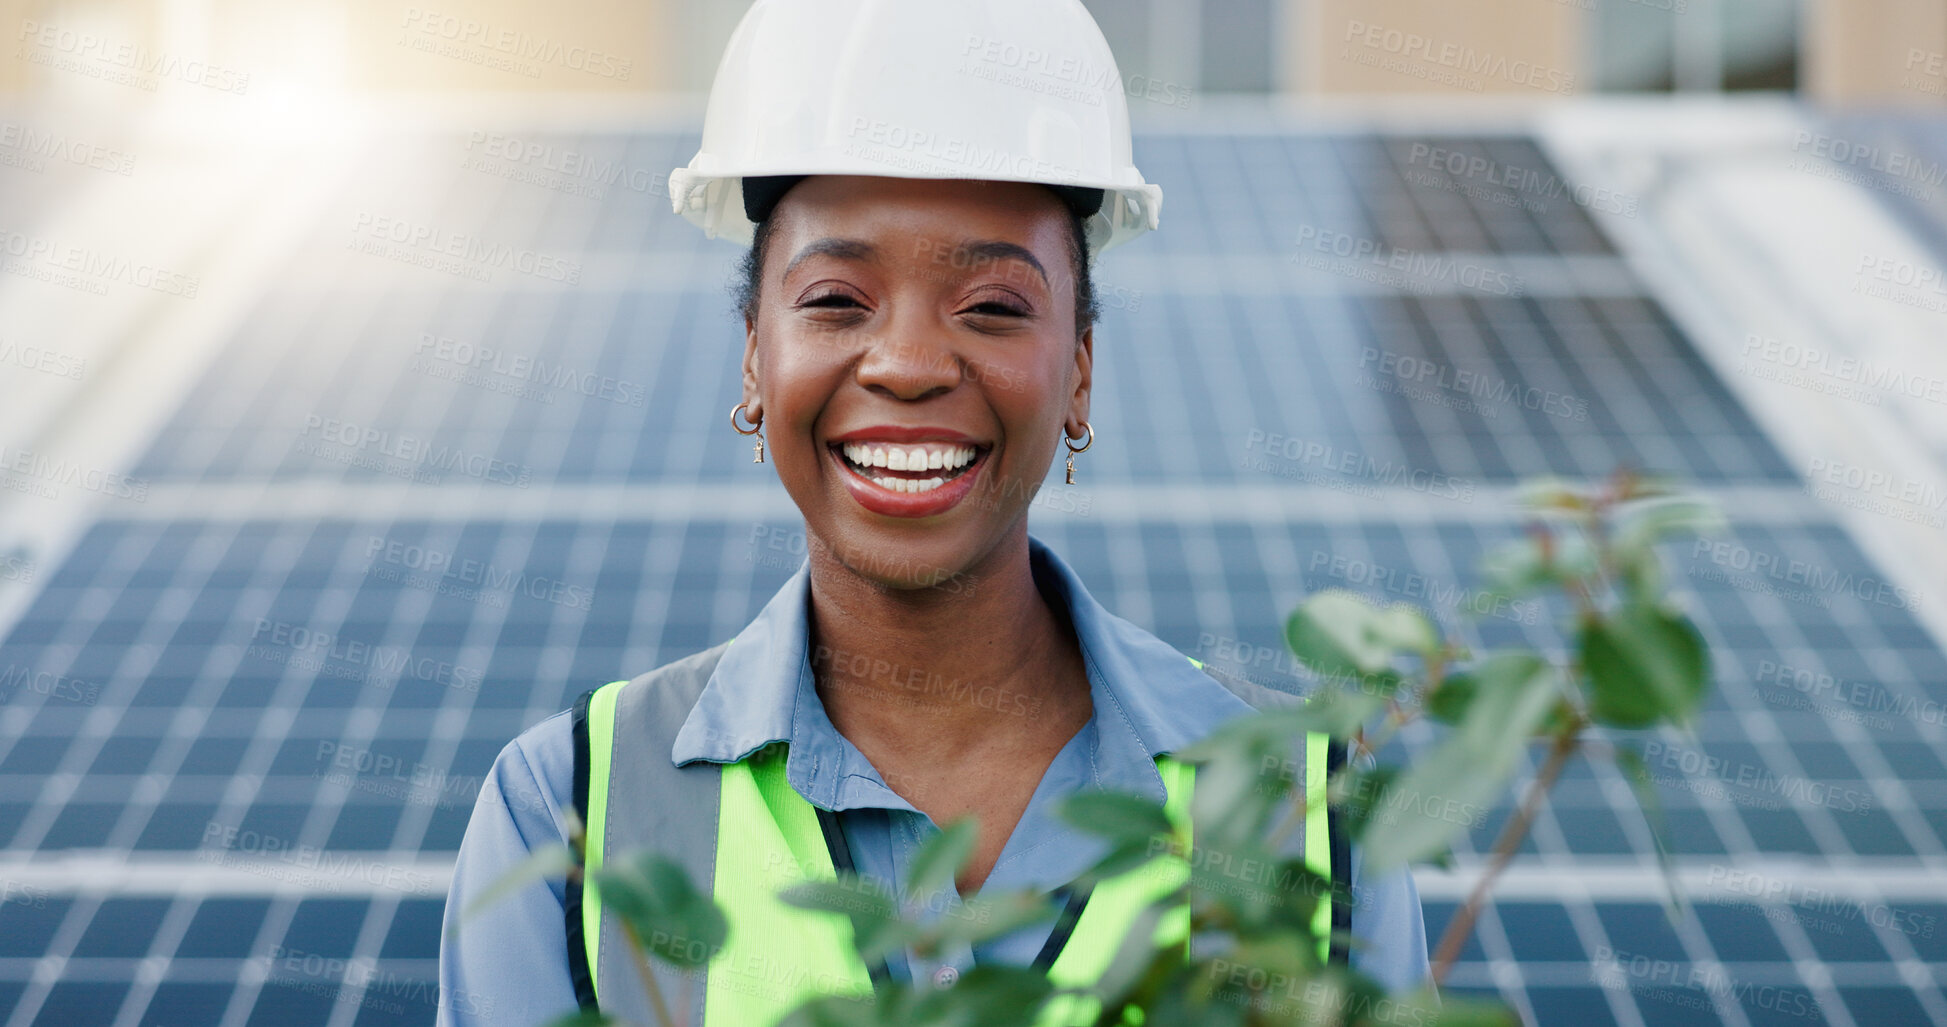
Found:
[1,128,1941,1025]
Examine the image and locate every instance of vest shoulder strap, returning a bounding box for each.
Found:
[569,639,733,1021]
[1187,654,1352,966]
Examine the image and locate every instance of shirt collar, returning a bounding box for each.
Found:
[670,533,1256,809]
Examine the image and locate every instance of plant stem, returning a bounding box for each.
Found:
[620,920,681,1027]
[1429,731,1578,984]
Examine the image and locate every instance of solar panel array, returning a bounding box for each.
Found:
[1,129,1942,1026]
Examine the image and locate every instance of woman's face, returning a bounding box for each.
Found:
[742,175,1091,590]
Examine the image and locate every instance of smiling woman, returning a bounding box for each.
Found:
[437,2,1427,1025]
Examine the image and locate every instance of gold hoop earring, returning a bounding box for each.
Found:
[731,402,766,463]
[1063,421,1093,484]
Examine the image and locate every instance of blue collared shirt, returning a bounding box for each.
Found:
[439,534,1429,1024]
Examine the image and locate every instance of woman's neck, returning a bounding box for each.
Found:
[804,530,1092,768]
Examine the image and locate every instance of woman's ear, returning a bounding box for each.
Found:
[741,320,762,419]
[1067,325,1093,436]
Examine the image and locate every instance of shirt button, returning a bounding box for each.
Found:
[932,965,960,989]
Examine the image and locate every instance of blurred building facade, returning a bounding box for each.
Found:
[3,0,1943,104]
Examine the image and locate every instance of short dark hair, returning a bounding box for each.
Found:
[734,188,1098,338]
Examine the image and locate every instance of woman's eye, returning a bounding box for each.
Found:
[803,293,863,309]
[966,300,1028,317]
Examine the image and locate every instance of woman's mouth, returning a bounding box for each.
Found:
[834,441,982,493]
[827,438,992,517]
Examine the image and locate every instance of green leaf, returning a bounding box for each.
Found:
[1077,838,1169,885]
[1357,652,1560,873]
[1088,901,1169,1006]
[1425,671,1477,726]
[775,994,887,1027]
[1480,530,1596,597]
[1176,691,1387,766]
[926,889,1061,949]
[1616,745,1687,919]
[1372,603,1440,656]
[1580,604,1710,729]
[1613,496,1725,553]
[1337,763,1402,838]
[541,1011,625,1027]
[1056,791,1174,846]
[906,964,1056,1024]
[781,876,912,964]
[905,817,978,901]
[1514,476,1588,512]
[592,852,729,968]
[1285,590,1429,679]
[1388,986,1523,1026]
[780,877,898,924]
[451,842,576,932]
[537,1013,619,1027]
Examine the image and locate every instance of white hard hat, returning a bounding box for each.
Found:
[668,0,1163,257]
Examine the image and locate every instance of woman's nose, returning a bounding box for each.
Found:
[854,323,963,401]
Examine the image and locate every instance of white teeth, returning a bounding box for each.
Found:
[840,441,981,479]
[865,474,947,494]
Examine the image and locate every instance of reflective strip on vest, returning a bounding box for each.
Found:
[575,646,1340,1025]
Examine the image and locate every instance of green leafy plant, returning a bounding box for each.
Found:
[465,470,1721,1026]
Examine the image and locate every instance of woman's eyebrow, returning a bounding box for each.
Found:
[947,240,1049,288]
[782,238,878,280]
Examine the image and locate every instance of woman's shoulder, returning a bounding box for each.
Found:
[487,640,737,792]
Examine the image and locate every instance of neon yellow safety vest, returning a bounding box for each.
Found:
[565,641,1346,1026]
